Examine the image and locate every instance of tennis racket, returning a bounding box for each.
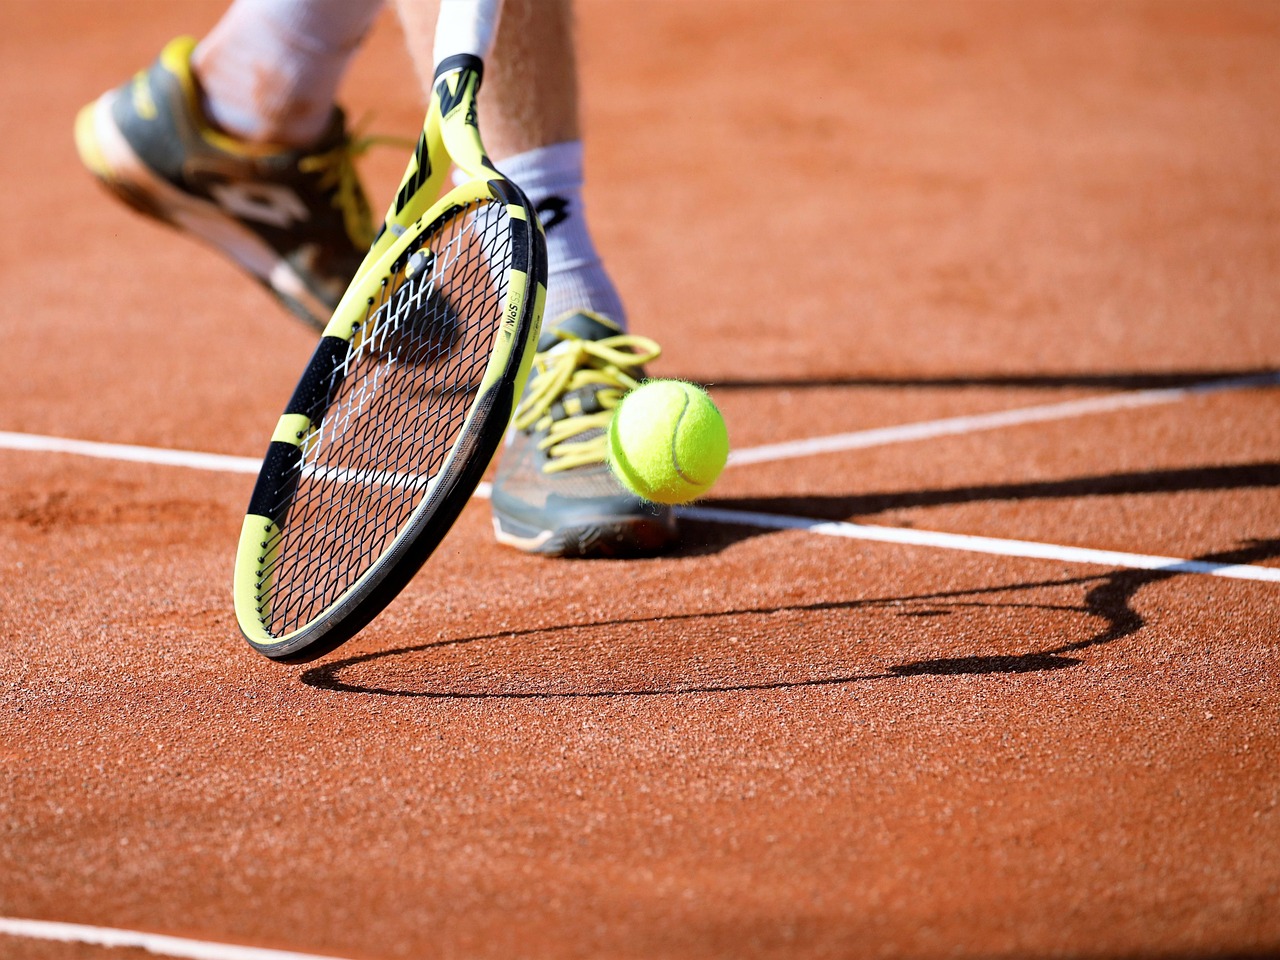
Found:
[233,0,546,663]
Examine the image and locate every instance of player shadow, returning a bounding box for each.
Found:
[299,538,1280,699]
[693,366,1280,392]
[676,461,1280,556]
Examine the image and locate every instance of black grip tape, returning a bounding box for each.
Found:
[285,336,350,419]
[246,441,304,521]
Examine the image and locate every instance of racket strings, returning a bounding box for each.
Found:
[253,196,515,636]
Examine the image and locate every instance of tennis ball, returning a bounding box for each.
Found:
[607,380,729,505]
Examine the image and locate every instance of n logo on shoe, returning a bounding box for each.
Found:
[210,182,310,229]
[536,196,571,233]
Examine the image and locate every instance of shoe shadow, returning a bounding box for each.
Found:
[298,540,1280,699]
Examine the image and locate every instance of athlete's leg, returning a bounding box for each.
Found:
[396,0,677,557]
[395,0,624,325]
[194,0,385,147]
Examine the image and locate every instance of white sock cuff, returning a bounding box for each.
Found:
[495,141,584,195]
[449,141,626,327]
[451,141,585,195]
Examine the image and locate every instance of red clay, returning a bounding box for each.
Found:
[2,2,1279,959]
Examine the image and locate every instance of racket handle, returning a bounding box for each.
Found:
[433,0,504,67]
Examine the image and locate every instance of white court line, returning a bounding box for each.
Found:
[1,371,1275,476]
[678,506,1280,583]
[0,430,497,497]
[1,373,1277,582]
[0,431,261,474]
[727,371,1280,466]
[0,917,355,960]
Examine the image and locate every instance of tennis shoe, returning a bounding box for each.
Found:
[74,36,373,330]
[490,311,679,557]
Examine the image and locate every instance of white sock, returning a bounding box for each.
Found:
[193,0,384,146]
[495,141,627,330]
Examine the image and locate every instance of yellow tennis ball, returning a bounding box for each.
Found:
[607,380,729,505]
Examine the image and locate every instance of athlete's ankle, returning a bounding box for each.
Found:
[192,0,381,148]
[496,141,628,328]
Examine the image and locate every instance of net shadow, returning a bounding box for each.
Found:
[693,366,1280,392]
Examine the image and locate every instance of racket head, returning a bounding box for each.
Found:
[233,175,546,662]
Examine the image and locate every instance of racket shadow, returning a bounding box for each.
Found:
[298,539,1280,699]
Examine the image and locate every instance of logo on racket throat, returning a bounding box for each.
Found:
[436,73,475,119]
[394,133,432,216]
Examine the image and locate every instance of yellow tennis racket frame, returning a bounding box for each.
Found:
[233,49,546,661]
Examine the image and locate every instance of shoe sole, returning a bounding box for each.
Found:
[491,513,679,559]
[74,93,334,330]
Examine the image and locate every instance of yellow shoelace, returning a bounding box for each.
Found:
[514,333,663,473]
[299,125,413,251]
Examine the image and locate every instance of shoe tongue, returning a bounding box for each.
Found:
[537,311,622,352]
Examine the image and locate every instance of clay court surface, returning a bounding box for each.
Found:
[3,1,1280,957]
